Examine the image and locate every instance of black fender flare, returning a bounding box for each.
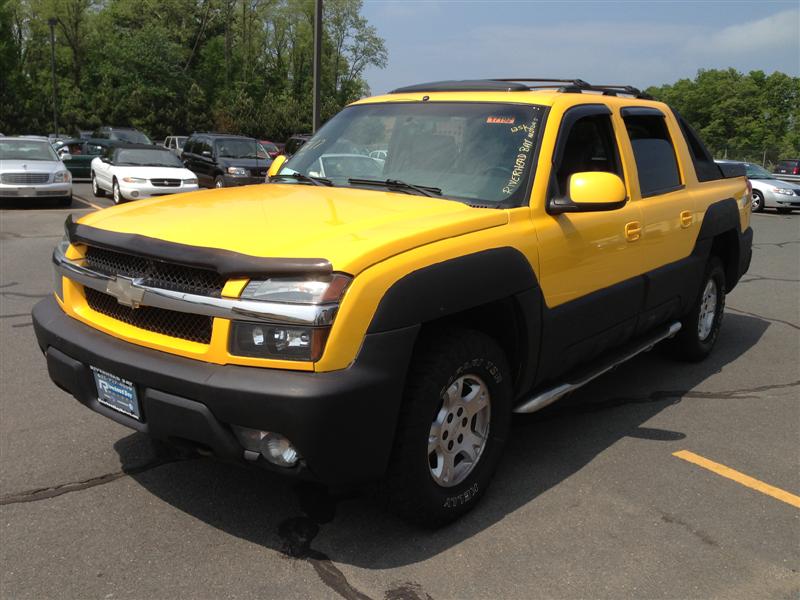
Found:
[366,247,542,395]
[367,247,539,333]
[692,197,750,291]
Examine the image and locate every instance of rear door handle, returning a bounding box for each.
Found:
[680,210,693,228]
[625,221,642,242]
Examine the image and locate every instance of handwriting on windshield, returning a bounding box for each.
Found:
[502,117,539,195]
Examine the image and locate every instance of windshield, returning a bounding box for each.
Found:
[215,139,269,159]
[0,140,59,161]
[115,148,184,167]
[283,102,545,205]
[745,163,775,179]
[112,130,152,144]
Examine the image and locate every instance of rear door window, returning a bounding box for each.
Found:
[622,110,682,197]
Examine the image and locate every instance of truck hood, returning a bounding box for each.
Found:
[77,184,508,274]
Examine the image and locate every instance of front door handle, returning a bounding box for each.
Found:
[625,221,642,242]
[680,210,693,228]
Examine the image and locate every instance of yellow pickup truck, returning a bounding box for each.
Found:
[33,79,752,526]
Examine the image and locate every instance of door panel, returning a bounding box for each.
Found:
[532,104,647,383]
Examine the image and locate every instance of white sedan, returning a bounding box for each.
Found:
[91,144,198,204]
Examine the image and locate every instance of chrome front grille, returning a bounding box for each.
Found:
[150,178,181,187]
[1,172,50,184]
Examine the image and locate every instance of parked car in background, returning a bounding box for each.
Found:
[774,158,799,176]
[91,143,198,204]
[57,139,117,179]
[92,126,153,145]
[0,137,72,206]
[259,140,281,159]
[283,133,311,157]
[181,133,271,188]
[774,158,800,184]
[717,160,799,213]
[76,130,94,140]
[163,135,188,156]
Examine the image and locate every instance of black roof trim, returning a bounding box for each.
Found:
[388,79,653,99]
[65,215,333,278]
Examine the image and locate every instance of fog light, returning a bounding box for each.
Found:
[261,432,299,467]
[230,425,300,467]
[130,190,139,198]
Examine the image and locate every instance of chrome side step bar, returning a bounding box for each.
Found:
[513,321,682,414]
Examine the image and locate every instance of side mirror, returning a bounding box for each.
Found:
[59,153,72,161]
[549,172,627,214]
[267,155,287,179]
[100,156,110,164]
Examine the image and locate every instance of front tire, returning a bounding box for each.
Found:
[214,176,225,188]
[668,256,726,362]
[751,190,765,212]
[92,173,106,197]
[112,179,123,204]
[385,329,513,527]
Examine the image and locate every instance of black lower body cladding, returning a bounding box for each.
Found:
[32,297,418,484]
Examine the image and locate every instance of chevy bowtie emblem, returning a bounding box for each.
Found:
[105,277,145,308]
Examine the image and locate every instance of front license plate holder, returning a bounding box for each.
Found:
[91,366,141,420]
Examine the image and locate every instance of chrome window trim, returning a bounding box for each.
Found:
[53,243,338,327]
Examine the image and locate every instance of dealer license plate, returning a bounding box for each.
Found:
[91,367,141,420]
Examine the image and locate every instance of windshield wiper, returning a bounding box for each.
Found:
[269,172,333,187]
[348,178,441,197]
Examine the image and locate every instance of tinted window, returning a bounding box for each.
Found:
[214,138,268,159]
[624,114,682,197]
[0,140,59,161]
[114,148,183,167]
[554,114,622,198]
[111,129,152,145]
[675,114,722,182]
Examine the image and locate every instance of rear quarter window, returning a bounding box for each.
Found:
[673,112,723,182]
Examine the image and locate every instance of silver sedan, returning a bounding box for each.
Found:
[0,137,73,206]
[717,160,799,214]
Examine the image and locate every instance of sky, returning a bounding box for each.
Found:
[360,0,800,95]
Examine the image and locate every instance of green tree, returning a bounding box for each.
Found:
[648,68,800,165]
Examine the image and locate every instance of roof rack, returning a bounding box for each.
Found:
[388,79,653,99]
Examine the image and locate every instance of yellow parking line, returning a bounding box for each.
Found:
[73,195,104,210]
[673,450,800,509]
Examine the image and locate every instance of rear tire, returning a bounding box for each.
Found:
[214,176,225,188]
[667,256,726,362]
[384,328,513,527]
[751,190,764,212]
[92,173,106,197]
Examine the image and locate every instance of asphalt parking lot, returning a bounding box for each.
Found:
[1,187,798,599]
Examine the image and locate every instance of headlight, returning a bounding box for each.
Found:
[122,176,147,183]
[229,323,328,361]
[53,170,71,183]
[231,274,351,361]
[227,167,248,177]
[183,178,198,185]
[240,274,351,304]
[774,188,795,195]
